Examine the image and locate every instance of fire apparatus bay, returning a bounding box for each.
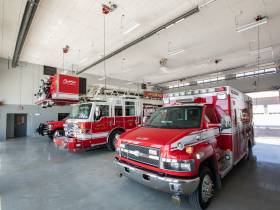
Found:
[54,96,162,151]
[115,86,254,209]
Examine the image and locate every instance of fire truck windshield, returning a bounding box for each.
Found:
[70,103,92,119]
[146,106,202,129]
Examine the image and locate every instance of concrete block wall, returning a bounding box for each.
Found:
[0,105,71,141]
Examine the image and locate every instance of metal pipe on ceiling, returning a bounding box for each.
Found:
[77,6,199,75]
[12,0,40,68]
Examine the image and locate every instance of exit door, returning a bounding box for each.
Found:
[14,114,27,137]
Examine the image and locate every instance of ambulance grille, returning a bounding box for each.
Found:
[121,143,160,167]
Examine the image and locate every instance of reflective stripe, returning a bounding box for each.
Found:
[171,128,219,151]
[76,132,109,140]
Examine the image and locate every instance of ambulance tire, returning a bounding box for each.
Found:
[107,129,124,151]
[188,166,214,210]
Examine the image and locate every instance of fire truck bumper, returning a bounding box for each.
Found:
[115,161,200,195]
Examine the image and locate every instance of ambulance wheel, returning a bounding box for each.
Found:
[187,166,214,210]
[107,129,124,151]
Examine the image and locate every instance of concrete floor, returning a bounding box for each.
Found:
[0,136,280,210]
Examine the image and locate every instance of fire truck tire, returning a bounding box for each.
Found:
[107,129,124,151]
[187,166,214,210]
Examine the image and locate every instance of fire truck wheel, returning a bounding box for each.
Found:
[107,130,124,151]
[188,166,214,210]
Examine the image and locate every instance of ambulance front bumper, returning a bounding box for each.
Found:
[115,160,200,195]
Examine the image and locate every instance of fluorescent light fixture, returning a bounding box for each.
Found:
[168,49,185,56]
[236,17,268,32]
[160,66,169,74]
[199,0,217,8]
[165,23,175,29]
[123,23,140,34]
[98,77,106,81]
[34,113,41,116]
[250,47,273,55]
[80,57,88,64]
[175,18,185,24]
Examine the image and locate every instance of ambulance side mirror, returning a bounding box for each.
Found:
[221,115,231,130]
[202,121,209,129]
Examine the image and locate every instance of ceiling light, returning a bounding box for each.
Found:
[98,77,106,81]
[80,58,88,64]
[165,23,174,29]
[160,66,169,74]
[199,0,217,8]
[236,17,268,32]
[175,18,185,24]
[168,49,185,56]
[123,23,140,34]
[34,113,41,116]
[250,47,273,55]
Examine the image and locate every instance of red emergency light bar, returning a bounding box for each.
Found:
[194,97,207,103]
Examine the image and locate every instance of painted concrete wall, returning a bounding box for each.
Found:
[0,105,71,141]
[0,57,140,105]
[0,57,46,105]
[0,57,138,140]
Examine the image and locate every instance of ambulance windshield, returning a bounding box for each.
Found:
[70,103,92,119]
[146,106,202,129]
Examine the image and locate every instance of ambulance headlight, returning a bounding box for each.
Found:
[161,158,194,172]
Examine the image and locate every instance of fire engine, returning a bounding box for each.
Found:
[115,86,254,209]
[38,119,66,139]
[53,87,162,152]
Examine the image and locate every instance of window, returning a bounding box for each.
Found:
[115,106,123,116]
[70,103,92,119]
[125,101,135,116]
[205,108,218,123]
[147,106,202,129]
[94,105,109,121]
[236,73,244,78]
[218,76,225,81]
[203,79,210,83]
[267,104,280,114]
[244,71,254,76]
[58,113,70,121]
[253,105,265,114]
[265,68,276,73]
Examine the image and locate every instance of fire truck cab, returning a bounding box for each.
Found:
[54,96,162,152]
[115,86,254,209]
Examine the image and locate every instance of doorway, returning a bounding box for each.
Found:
[6,113,27,139]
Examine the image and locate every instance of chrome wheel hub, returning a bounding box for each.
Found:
[201,174,214,203]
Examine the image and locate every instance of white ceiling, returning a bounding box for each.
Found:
[1,0,280,85]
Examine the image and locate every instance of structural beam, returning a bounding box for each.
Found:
[77,6,199,74]
[12,0,40,68]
